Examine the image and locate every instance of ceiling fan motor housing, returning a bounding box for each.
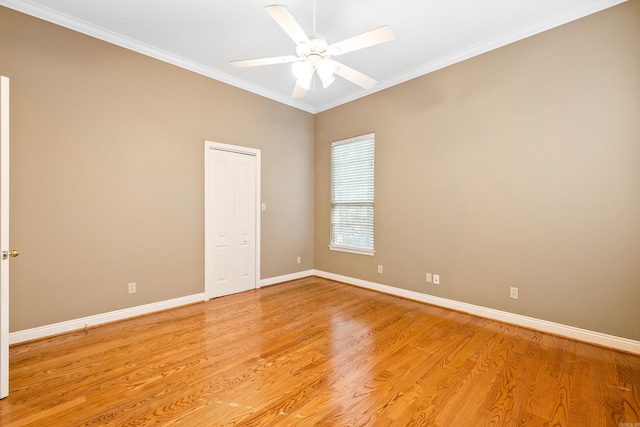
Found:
[296,37,331,65]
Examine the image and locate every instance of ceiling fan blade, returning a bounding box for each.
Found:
[230,55,299,68]
[265,5,311,45]
[291,83,307,99]
[333,62,377,90]
[328,26,395,56]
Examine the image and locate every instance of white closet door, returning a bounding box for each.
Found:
[206,148,256,299]
[234,154,256,294]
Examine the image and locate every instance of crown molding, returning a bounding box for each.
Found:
[0,0,629,114]
[0,0,317,113]
[315,0,628,112]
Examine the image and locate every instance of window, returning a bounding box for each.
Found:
[330,133,375,256]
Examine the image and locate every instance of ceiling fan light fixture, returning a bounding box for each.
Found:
[317,60,337,88]
[318,72,335,89]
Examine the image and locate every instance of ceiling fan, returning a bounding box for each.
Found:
[230,4,395,99]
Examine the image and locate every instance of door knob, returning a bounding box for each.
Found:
[1,250,19,260]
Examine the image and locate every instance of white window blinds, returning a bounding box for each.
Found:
[330,133,375,255]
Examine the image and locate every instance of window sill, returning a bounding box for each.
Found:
[328,245,375,256]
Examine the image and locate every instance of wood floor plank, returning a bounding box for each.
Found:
[0,277,639,426]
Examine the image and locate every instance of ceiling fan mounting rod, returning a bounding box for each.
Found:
[313,0,317,33]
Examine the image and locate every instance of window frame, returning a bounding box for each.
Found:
[328,133,375,256]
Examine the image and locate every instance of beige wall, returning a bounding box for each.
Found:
[1,2,639,341]
[0,7,315,331]
[315,1,640,340]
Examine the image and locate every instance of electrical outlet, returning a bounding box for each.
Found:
[426,273,432,283]
[128,282,137,294]
[433,274,440,285]
[296,256,301,264]
[510,287,519,299]
[377,265,383,274]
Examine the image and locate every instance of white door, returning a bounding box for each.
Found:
[1,75,15,399]
[205,143,260,300]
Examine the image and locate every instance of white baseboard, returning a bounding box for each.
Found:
[313,270,640,355]
[9,293,204,345]
[11,271,640,355]
[260,270,315,287]
[9,270,313,345]
[9,269,313,345]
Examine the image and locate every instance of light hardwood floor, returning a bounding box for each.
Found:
[1,277,639,426]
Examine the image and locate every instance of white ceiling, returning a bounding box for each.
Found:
[1,0,626,113]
